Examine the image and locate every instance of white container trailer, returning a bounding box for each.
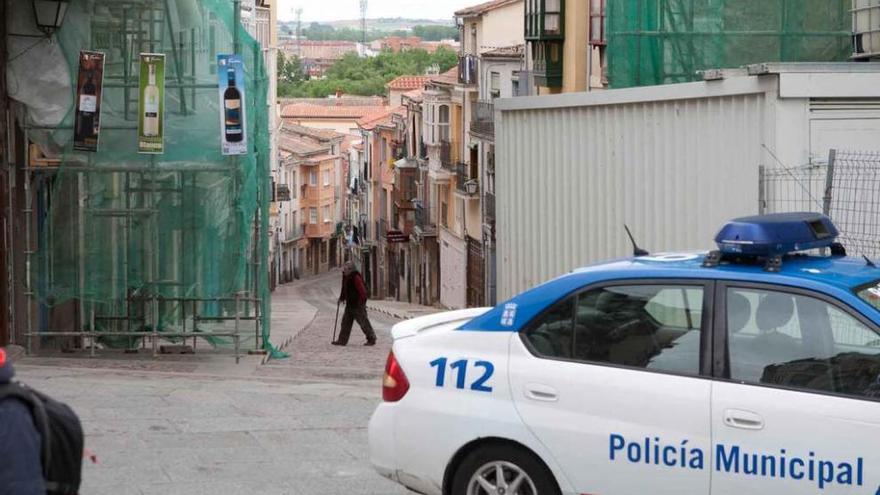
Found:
[494,63,880,299]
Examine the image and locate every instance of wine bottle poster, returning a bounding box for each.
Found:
[217,54,247,155]
[73,50,105,152]
[137,53,166,154]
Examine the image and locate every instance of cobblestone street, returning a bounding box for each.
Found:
[14,269,432,495]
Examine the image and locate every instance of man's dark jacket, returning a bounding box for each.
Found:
[0,355,46,495]
[340,271,368,308]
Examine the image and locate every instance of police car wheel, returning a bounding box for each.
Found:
[451,445,559,495]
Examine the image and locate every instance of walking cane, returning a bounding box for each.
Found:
[331,300,341,344]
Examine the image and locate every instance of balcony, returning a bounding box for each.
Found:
[470,101,494,137]
[455,163,469,193]
[376,218,388,243]
[304,222,325,238]
[283,224,304,243]
[458,54,477,85]
[440,140,455,171]
[525,0,564,41]
[484,192,495,223]
[414,206,437,236]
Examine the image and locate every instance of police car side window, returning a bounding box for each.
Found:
[571,285,704,374]
[523,297,575,359]
[727,288,880,400]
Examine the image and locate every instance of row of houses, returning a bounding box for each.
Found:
[347,0,527,309]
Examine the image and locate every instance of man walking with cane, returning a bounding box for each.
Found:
[333,261,377,346]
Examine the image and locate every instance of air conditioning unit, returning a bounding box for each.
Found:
[853,0,880,59]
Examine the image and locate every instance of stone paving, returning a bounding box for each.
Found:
[13,268,433,495]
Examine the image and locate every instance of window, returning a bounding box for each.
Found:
[309,170,317,186]
[589,0,606,46]
[309,207,317,224]
[544,0,562,35]
[438,105,450,142]
[323,169,331,186]
[291,172,297,199]
[856,280,880,312]
[323,205,331,223]
[523,284,706,375]
[726,288,880,400]
[490,72,501,99]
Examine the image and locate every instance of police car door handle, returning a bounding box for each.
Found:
[524,384,558,402]
[723,409,765,430]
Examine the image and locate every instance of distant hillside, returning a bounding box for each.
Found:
[327,18,455,30]
[280,18,454,33]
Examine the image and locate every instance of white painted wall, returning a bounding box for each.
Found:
[440,228,467,309]
[494,69,880,299]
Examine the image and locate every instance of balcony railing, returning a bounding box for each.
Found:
[440,140,455,171]
[458,54,477,85]
[484,192,495,222]
[415,206,437,234]
[471,101,494,136]
[456,162,469,193]
[376,218,388,242]
[284,224,303,242]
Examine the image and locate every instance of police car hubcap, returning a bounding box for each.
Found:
[467,461,537,495]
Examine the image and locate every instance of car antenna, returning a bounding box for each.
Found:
[624,225,650,257]
[864,255,877,268]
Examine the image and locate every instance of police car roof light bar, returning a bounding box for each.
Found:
[704,212,842,272]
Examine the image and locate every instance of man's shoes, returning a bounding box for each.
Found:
[331,341,346,346]
[364,340,376,346]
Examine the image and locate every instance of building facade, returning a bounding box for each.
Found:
[277,124,345,281]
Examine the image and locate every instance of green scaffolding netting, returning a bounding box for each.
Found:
[606,0,853,88]
[30,0,285,357]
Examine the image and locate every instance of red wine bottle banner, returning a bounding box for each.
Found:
[74,51,105,152]
[217,54,247,156]
[137,53,166,154]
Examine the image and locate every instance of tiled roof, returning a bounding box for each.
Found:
[386,75,430,91]
[455,0,520,17]
[283,123,345,142]
[482,44,525,58]
[429,67,459,85]
[401,88,423,103]
[356,106,406,130]
[278,96,386,107]
[281,103,388,119]
[278,130,330,156]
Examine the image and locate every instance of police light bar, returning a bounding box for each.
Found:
[714,212,839,256]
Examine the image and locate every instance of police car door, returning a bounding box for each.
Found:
[712,283,880,495]
[509,281,714,495]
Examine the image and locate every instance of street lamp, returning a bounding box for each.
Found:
[464,179,479,196]
[32,0,70,36]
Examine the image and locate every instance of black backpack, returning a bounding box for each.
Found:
[0,382,84,495]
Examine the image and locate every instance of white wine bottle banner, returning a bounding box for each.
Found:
[217,54,247,156]
[137,53,166,154]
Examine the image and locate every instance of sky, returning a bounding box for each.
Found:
[276,0,478,23]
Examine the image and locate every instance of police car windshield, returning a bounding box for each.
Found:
[856,280,880,312]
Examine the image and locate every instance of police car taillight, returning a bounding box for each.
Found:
[382,351,409,402]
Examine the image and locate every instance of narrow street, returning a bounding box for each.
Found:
[15,270,412,495]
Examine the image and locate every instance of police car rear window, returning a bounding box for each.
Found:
[856,280,880,312]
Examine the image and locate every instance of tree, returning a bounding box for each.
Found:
[278,51,306,85]
[276,48,459,98]
[412,25,459,41]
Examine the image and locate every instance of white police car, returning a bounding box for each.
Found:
[368,213,880,495]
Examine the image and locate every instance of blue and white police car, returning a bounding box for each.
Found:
[368,213,880,495]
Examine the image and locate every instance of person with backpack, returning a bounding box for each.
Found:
[333,261,377,346]
[0,346,85,495]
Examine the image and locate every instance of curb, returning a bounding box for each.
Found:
[260,307,318,365]
[366,304,408,320]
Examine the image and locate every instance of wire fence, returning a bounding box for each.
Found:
[761,149,880,259]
